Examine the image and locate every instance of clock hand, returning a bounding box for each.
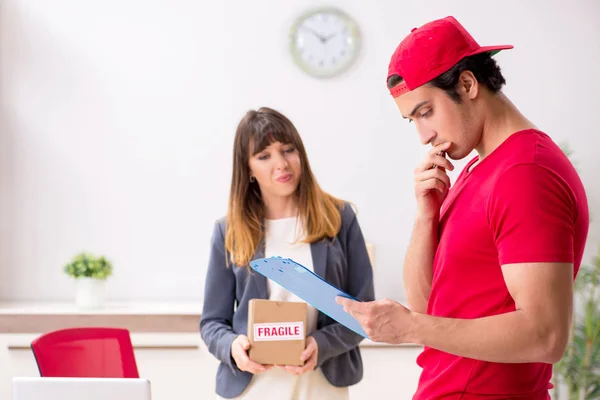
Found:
[301,26,326,43]
[322,33,337,43]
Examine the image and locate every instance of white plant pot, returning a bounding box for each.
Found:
[75,277,106,309]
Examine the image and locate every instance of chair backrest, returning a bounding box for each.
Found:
[30,327,139,378]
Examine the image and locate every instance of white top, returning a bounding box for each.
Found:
[263,216,318,335]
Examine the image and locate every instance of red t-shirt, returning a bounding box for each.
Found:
[414,129,589,399]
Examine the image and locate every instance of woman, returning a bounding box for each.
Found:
[200,107,375,400]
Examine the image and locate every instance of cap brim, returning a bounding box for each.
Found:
[470,45,514,57]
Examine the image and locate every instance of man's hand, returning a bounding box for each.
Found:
[414,142,454,220]
[231,335,273,374]
[336,297,416,344]
[280,336,319,375]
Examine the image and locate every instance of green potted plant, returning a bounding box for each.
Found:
[64,252,113,309]
[553,245,600,399]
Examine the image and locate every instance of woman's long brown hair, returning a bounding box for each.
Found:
[225,107,344,267]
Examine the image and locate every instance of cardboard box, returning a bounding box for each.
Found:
[248,299,307,366]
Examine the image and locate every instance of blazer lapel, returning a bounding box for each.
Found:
[251,242,268,299]
[310,239,328,279]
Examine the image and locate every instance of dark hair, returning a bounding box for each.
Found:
[387,52,506,103]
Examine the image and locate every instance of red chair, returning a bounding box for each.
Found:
[30,327,139,378]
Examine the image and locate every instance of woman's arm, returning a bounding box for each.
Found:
[200,220,239,372]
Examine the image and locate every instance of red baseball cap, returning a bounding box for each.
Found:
[387,16,513,98]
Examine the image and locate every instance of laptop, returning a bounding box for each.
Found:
[12,377,152,400]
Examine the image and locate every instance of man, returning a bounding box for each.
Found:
[337,16,589,399]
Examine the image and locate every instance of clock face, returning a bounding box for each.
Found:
[290,8,361,78]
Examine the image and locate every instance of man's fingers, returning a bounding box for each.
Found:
[416,154,454,173]
[412,143,454,173]
[415,170,451,195]
[336,296,368,315]
[335,296,355,312]
[335,296,351,306]
[428,142,451,156]
[416,168,451,186]
[337,298,375,331]
[417,179,447,195]
[431,154,454,171]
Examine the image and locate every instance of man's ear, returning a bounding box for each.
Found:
[457,70,478,99]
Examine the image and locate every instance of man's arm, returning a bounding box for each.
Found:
[404,142,453,313]
[338,261,573,363]
[403,217,437,313]
[411,261,573,363]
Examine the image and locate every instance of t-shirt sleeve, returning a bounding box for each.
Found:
[488,163,576,265]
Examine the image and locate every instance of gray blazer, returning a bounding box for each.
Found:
[200,203,375,398]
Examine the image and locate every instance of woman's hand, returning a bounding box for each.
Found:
[280,336,319,375]
[231,335,273,374]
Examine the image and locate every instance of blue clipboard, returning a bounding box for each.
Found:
[250,256,368,338]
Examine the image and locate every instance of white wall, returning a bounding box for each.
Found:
[1,0,599,302]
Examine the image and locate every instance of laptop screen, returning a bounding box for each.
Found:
[12,377,151,400]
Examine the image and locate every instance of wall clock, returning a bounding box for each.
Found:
[289,7,361,78]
